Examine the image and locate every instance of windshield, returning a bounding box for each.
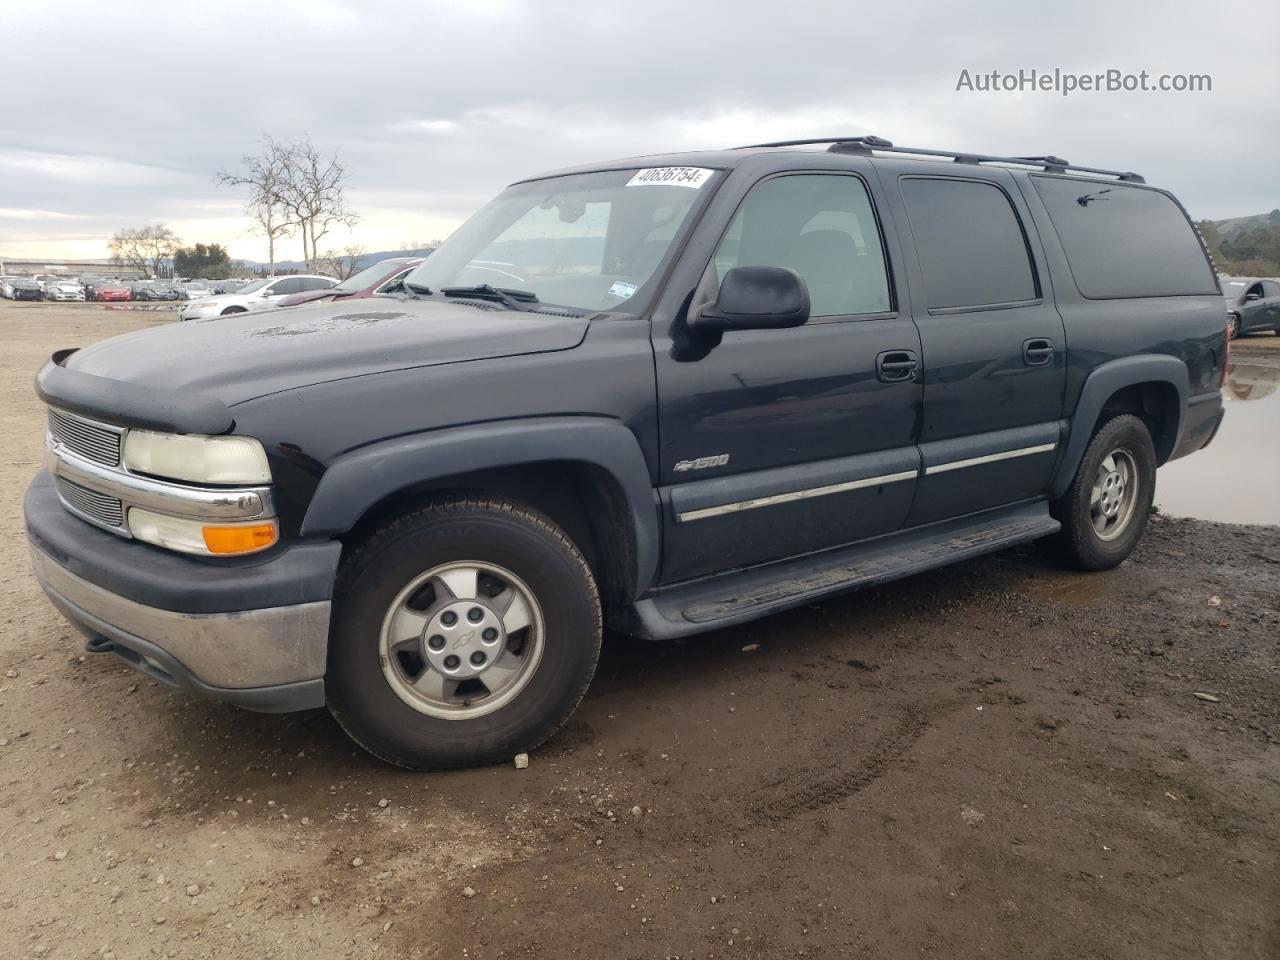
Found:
[402,167,717,313]
[235,278,271,295]
[333,260,407,293]
[1220,280,1246,295]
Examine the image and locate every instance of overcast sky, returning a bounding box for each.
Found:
[1,0,1276,262]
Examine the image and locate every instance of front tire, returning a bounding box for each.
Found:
[1228,314,1242,339]
[1042,414,1156,571]
[326,497,602,770]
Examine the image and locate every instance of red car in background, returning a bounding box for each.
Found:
[275,257,423,309]
[94,283,133,302]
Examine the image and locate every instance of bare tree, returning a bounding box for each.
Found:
[219,135,359,273]
[108,224,181,278]
[277,137,359,271]
[317,243,367,281]
[218,137,293,276]
[108,228,146,275]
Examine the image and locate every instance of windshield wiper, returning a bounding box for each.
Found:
[440,284,538,310]
[403,281,433,298]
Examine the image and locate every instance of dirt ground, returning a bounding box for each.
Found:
[1,303,1277,960]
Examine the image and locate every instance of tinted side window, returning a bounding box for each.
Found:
[900,177,1037,310]
[714,174,891,318]
[377,269,413,292]
[1262,281,1280,298]
[299,278,333,291]
[1031,177,1217,298]
[270,278,302,295]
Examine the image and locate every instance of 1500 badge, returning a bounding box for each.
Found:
[673,454,730,472]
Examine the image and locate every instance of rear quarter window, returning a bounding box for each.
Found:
[1031,177,1217,298]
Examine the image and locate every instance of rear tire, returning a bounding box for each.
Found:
[326,497,602,770]
[1041,414,1156,571]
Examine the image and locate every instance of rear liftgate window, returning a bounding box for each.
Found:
[1031,177,1218,299]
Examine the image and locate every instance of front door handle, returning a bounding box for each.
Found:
[1022,337,1054,366]
[876,349,919,383]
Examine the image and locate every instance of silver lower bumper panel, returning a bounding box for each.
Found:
[30,544,330,690]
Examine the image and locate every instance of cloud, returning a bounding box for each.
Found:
[0,0,1275,259]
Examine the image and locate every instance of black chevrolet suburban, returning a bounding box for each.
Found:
[26,136,1227,769]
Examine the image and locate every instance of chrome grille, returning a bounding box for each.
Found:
[48,408,121,467]
[55,477,124,528]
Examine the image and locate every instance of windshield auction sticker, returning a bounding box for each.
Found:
[626,167,714,188]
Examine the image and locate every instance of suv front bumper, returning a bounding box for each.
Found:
[25,471,341,712]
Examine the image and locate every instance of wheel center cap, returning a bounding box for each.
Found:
[421,601,505,679]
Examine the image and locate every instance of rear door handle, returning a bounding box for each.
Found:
[876,349,919,383]
[1022,338,1054,366]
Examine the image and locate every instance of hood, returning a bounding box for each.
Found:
[65,297,592,406]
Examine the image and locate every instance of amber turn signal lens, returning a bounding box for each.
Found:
[202,522,278,555]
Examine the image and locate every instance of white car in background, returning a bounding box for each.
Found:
[179,274,336,320]
[179,281,214,301]
[45,279,87,302]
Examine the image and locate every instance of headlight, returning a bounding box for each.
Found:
[123,431,271,485]
[128,507,278,556]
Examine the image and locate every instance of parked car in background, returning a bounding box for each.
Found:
[178,274,337,320]
[93,283,132,302]
[80,276,106,301]
[45,279,87,302]
[0,277,18,299]
[31,274,61,293]
[180,282,214,300]
[132,281,181,301]
[9,278,44,301]
[214,279,247,294]
[275,257,424,309]
[1220,277,1280,338]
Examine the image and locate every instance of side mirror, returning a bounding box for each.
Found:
[1244,291,1262,302]
[691,266,810,334]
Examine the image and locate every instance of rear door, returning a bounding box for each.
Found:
[889,170,1066,525]
[653,167,923,583]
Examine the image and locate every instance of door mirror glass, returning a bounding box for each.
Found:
[691,266,810,333]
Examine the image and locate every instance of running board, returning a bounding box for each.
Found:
[628,501,1059,640]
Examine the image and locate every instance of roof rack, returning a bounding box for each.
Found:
[735,136,1145,183]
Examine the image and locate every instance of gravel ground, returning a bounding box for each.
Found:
[1,303,1277,960]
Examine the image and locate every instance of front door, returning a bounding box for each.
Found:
[653,170,923,583]
[892,172,1067,525]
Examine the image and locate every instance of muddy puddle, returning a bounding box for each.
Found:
[1156,357,1280,525]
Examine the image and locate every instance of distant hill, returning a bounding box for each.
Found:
[1212,209,1280,242]
[1200,209,1280,278]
